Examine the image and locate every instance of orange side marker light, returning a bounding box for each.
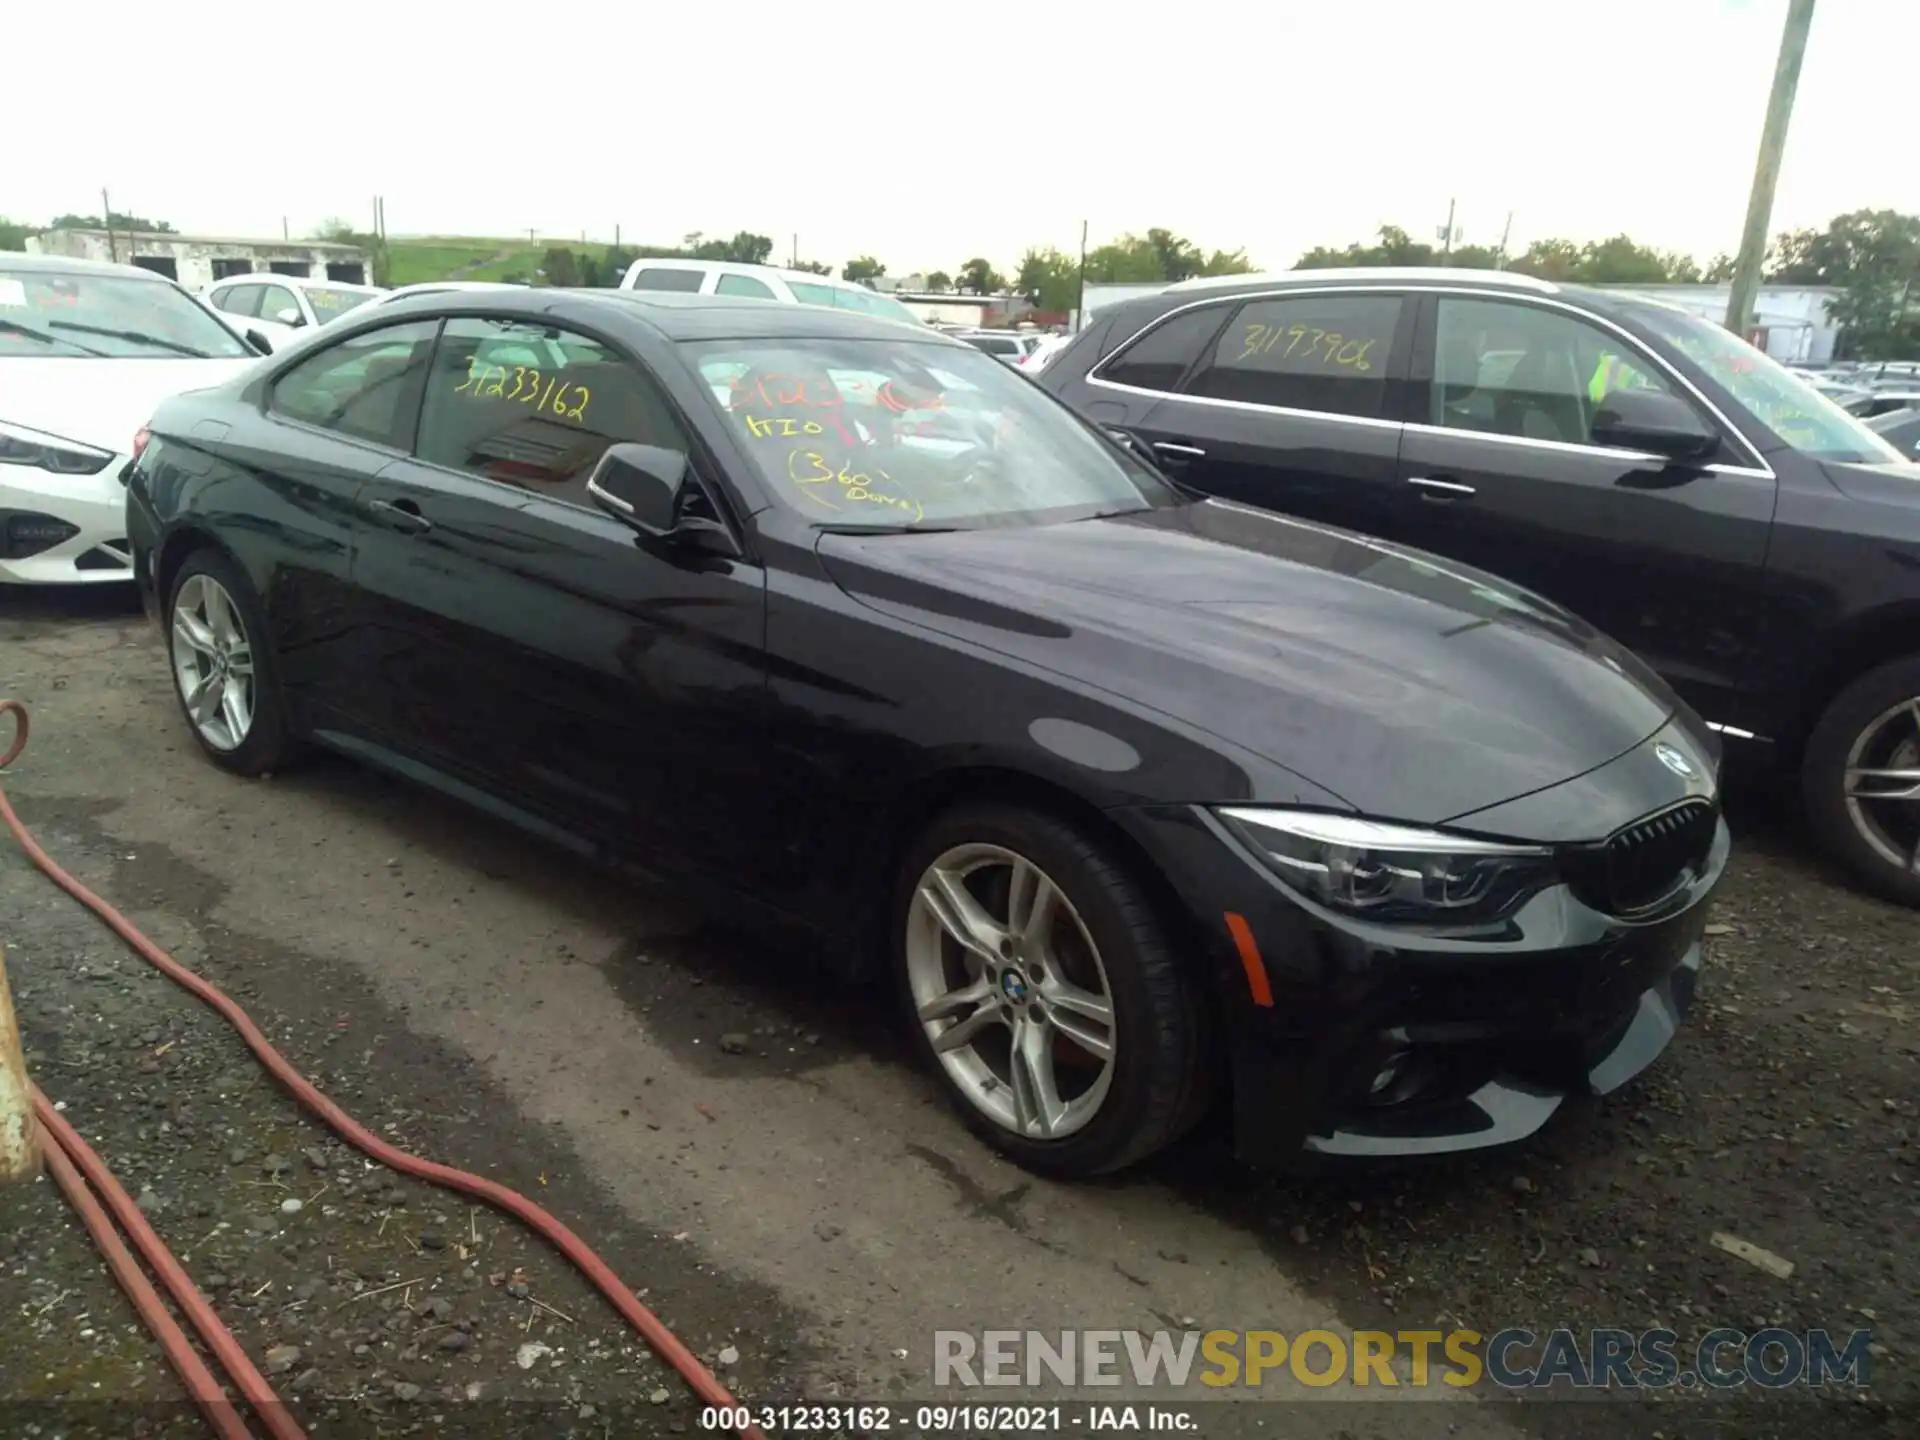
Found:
[1223,911,1274,1008]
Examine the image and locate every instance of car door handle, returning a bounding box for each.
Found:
[368,498,432,534]
[1152,442,1207,459]
[1407,476,1477,499]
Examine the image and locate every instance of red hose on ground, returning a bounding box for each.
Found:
[0,699,763,1439]
[34,1089,307,1440]
[35,1120,256,1440]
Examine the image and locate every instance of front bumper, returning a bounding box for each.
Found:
[1114,777,1727,1169]
[0,458,133,584]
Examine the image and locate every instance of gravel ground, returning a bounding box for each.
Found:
[0,806,804,1438]
[0,584,1913,1440]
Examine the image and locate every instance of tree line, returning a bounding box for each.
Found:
[5,208,1912,358]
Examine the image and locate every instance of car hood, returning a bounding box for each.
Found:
[816,501,1681,825]
[0,357,257,455]
[1822,457,1920,508]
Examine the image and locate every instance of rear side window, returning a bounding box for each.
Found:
[716,274,776,299]
[629,267,705,293]
[1096,305,1231,393]
[270,319,439,448]
[415,316,689,507]
[1185,294,1402,418]
[968,336,1020,356]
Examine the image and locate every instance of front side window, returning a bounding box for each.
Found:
[0,266,254,359]
[306,286,377,324]
[258,285,302,325]
[1096,305,1232,393]
[270,319,438,447]
[716,274,776,299]
[684,337,1181,530]
[415,316,688,505]
[1625,302,1905,464]
[629,267,705,293]
[1432,297,1690,447]
[1185,293,1402,419]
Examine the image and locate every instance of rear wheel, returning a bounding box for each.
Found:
[166,551,299,776]
[893,802,1210,1176]
[1803,657,1920,907]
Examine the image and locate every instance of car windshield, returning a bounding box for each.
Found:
[0,266,253,359]
[1631,305,1903,464]
[685,337,1183,529]
[306,286,377,323]
[785,281,923,328]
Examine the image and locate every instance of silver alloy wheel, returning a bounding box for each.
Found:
[1843,696,1920,874]
[169,573,256,753]
[904,842,1117,1140]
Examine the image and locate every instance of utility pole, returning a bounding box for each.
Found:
[791,233,798,267]
[101,188,114,263]
[1726,0,1818,337]
[1496,211,1514,269]
[282,216,289,240]
[1439,198,1457,264]
[1074,219,1089,331]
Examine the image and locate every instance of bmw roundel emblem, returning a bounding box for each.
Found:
[1655,743,1697,780]
[1000,971,1030,1003]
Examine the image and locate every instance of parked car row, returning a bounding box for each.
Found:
[9,253,1919,1180]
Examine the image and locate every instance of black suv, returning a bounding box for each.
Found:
[1038,268,1920,905]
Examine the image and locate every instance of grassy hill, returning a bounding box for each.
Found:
[384,235,627,286]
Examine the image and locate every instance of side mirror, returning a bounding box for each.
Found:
[275,307,305,327]
[244,328,273,355]
[1591,389,1718,464]
[586,443,737,553]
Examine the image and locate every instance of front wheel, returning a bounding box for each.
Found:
[892,803,1211,1177]
[1802,657,1920,907]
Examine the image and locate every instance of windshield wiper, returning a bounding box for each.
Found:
[46,320,214,358]
[814,522,960,535]
[0,317,110,356]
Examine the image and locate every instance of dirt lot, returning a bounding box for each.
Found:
[0,585,1912,1440]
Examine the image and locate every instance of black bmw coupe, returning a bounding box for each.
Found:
[124,288,1727,1176]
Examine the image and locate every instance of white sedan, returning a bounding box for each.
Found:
[202,274,384,348]
[1,255,260,585]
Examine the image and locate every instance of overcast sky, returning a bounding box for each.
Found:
[9,1,1915,275]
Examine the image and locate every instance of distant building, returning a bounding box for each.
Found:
[892,292,1038,329]
[25,229,371,290]
[1599,283,1842,364]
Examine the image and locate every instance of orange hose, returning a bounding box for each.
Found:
[36,1120,255,1440]
[34,1089,306,1440]
[0,699,762,1438]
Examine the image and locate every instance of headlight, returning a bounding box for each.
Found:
[0,421,115,476]
[1216,807,1558,924]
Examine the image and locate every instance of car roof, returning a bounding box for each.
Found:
[372,286,965,345]
[1164,266,1562,295]
[622,257,867,289]
[0,251,174,284]
[219,274,381,294]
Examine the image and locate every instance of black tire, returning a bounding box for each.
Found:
[891,801,1212,1177]
[1802,655,1920,908]
[165,548,300,777]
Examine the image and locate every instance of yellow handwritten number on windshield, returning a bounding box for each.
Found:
[785,449,925,524]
